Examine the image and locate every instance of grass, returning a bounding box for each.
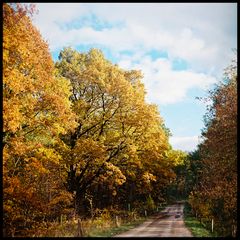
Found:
[87,217,146,237]
[183,202,215,237]
[37,213,147,237]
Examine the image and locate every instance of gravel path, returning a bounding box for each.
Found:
[115,202,192,237]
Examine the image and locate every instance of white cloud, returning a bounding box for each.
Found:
[32,3,237,76]
[118,56,217,105]
[29,3,236,149]
[30,3,237,108]
[169,135,201,152]
[32,3,221,106]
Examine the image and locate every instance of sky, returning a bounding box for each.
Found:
[32,3,237,152]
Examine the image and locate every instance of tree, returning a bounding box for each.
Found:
[55,47,173,215]
[184,149,202,197]
[189,56,237,236]
[163,149,188,201]
[3,3,76,236]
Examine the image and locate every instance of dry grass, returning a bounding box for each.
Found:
[35,208,146,237]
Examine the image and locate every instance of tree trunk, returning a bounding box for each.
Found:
[76,187,90,217]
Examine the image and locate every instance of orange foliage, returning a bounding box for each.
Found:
[3,3,76,237]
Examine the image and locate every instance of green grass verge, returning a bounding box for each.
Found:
[183,202,214,237]
[87,217,146,237]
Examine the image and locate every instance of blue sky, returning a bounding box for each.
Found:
[32,3,237,152]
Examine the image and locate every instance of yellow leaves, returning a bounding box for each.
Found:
[3,99,23,133]
[4,68,26,94]
[3,3,76,142]
[2,4,185,233]
[103,162,126,186]
[49,191,73,207]
[98,161,127,187]
[73,99,89,114]
[51,122,65,136]
[189,194,212,218]
[56,47,176,206]
[37,147,61,165]
[142,172,156,185]
[25,157,49,174]
[8,136,29,156]
[188,58,237,234]
[127,144,138,158]
[164,149,187,167]
[3,5,80,236]
[74,138,106,161]
[4,176,20,195]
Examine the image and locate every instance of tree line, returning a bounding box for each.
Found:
[3,3,186,236]
[3,3,237,237]
[176,54,237,236]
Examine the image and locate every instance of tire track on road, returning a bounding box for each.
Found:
[114,202,192,237]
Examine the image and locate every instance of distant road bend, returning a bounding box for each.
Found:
[115,202,192,237]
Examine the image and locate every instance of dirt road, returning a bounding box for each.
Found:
[115,202,192,237]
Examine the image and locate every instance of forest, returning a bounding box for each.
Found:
[3,3,237,237]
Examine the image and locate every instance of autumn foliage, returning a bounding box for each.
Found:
[55,47,179,215]
[187,57,237,236]
[3,3,76,236]
[2,3,182,236]
[3,3,236,237]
